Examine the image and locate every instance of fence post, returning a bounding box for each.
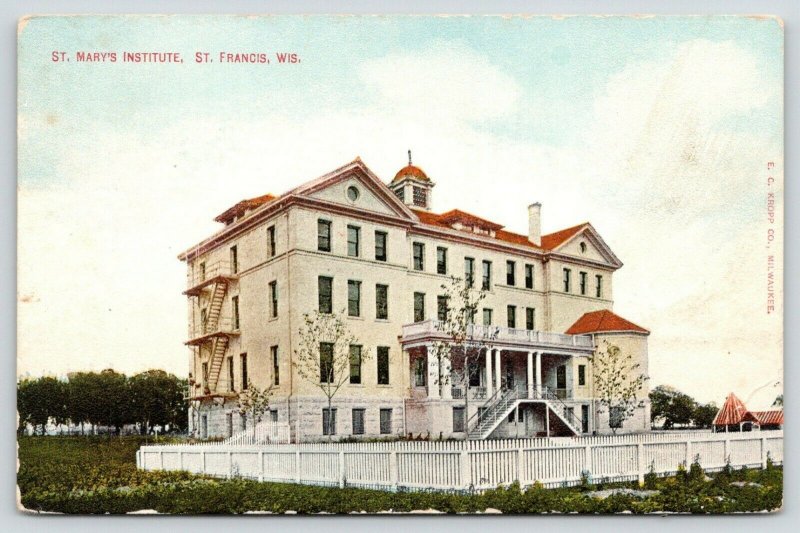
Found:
[460,450,470,489]
[159,451,164,471]
[584,445,592,477]
[390,451,398,490]
[228,451,233,479]
[516,447,524,485]
[685,439,692,467]
[637,443,644,485]
[295,450,301,483]
[761,437,768,469]
[201,450,206,475]
[179,451,184,472]
[724,439,730,466]
[136,449,140,469]
[339,451,346,488]
[259,451,264,482]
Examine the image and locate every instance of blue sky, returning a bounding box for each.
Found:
[18,15,783,406]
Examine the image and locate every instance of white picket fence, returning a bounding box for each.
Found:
[223,421,291,445]
[137,430,782,492]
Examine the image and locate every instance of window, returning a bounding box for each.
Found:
[375,231,387,261]
[322,408,337,435]
[578,364,586,386]
[596,275,603,298]
[579,271,587,295]
[375,284,388,320]
[347,225,360,257]
[464,257,475,288]
[199,261,206,281]
[482,260,492,290]
[226,413,233,438]
[436,247,448,274]
[563,268,571,292]
[412,242,425,271]
[506,261,516,286]
[201,362,208,390]
[413,292,425,322]
[395,187,405,202]
[200,415,208,438]
[437,295,449,322]
[346,185,360,202]
[352,408,365,435]
[240,413,247,432]
[581,405,590,433]
[526,307,535,331]
[580,242,587,254]
[507,305,516,329]
[230,245,238,274]
[413,186,427,207]
[468,362,480,387]
[380,408,392,434]
[482,308,493,326]
[270,409,278,423]
[319,343,334,383]
[317,219,331,252]
[227,356,234,392]
[377,346,390,385]
[348,280,361,317]
[271,346,280,386]
[414,357,426,386]
[318,276,333,314]
[525,264,534,289]
[349,345,362,384]
[267,226,276,257]
[240,353,248,390]
[232,295,240,329]
[269,280,278,318]
[452,407,466,433]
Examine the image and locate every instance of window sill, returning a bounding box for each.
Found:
[268,316,279,322]
[375,318,390,323]
[347,315,364,321]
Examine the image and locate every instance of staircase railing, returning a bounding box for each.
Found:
[535,387,584,434]
[464,386,505,433]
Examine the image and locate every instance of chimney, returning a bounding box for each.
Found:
[528,203,541,246]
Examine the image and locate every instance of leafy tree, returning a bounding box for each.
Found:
[650,385,697,429]
[236,380,274,440]
[589,340,648,434]
[129,370,187,434]
[16,377,67,435]
[294,310,367,441]
[65,372,97,434]
[693,402,718,429]
[429,276,496,440]
[92,369,129,435]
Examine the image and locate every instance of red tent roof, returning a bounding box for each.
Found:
[752,410,784,425]
[712,393,760,426]
[565,309,649,335]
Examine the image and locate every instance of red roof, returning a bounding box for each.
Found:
[752,410,784,425]
[541,223,589,250]
[565,310,649,335]
[214,194,278,224]
[713,393,760,426]
[437,209,505,231]
[392,164,430,183]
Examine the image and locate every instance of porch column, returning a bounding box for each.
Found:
[485,348,493,397]
[535,351,542,395]
[527,351,534,399]
[441,354,452,399]
[494,349,502,392]
[427,345,440,399]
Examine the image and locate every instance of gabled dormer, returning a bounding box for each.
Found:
[437,209,504,238]
[389,151,435,211]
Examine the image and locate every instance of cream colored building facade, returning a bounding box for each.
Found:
[179,158,651,441]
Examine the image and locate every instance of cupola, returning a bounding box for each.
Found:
[389,150,435,210]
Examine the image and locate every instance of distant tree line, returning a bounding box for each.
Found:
[649,385,719,429]
[17,369,187,436]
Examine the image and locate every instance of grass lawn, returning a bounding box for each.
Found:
[17,436,783,514]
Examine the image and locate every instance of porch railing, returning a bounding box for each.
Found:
[401,320,593,349]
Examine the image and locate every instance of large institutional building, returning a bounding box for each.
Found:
[180,157,650,441]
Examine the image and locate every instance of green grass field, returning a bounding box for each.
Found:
[17,436,783,514]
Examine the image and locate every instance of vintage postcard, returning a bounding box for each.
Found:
[17,15,783,514]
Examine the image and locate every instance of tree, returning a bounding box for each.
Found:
[236,380,274,440]
[294,310,368,441]
[650,385,696,429]
[429,276,496,440]
[693,402,718,429]
[129,370,187,434]
[589,340,648,434]
[16,377,67,435]
[65,372,96,435]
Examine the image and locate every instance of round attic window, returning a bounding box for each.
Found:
[579,242,587,253]
[346,185,360,202]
